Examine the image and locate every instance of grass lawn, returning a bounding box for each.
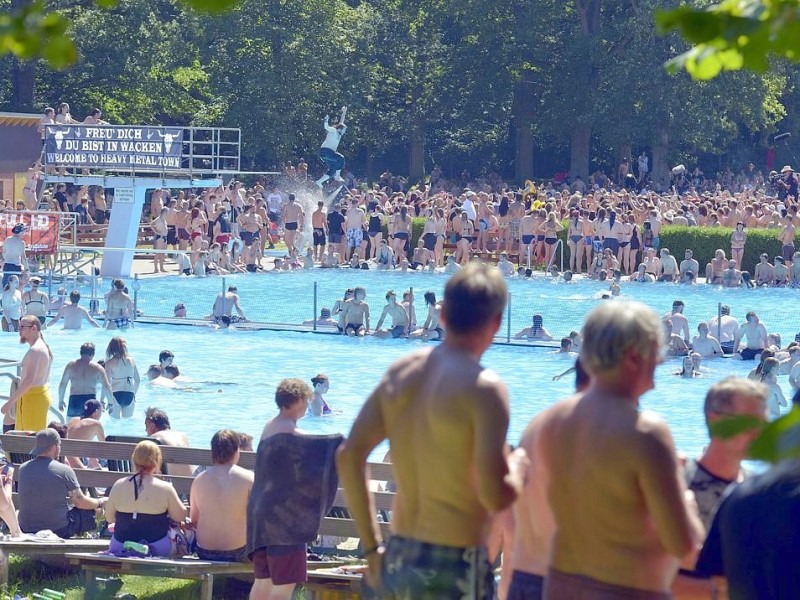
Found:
[5,556,254,599]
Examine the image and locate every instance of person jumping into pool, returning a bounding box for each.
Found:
[315,106,347,188]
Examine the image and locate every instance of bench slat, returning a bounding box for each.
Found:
[319,517,391,539]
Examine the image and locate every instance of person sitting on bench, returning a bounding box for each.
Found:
[104,441,187,556]
[190,429,254,562]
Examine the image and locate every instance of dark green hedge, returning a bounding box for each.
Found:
[398,219,782,274]
[659,226,783,275]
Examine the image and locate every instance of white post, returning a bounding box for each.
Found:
[100,186,145,277]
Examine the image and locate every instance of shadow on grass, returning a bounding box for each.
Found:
[6,558,253,599]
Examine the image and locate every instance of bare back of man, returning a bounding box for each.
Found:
[191,461,253,554]
[150,430,193,477]
[58,304,98,330]
[380,346,512,546]
[539,390,696,593]
[67,414,105,469]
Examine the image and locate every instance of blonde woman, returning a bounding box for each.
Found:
[105,441,187,556]
[538,212,563,266]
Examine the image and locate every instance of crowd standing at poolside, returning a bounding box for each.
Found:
[5,109,800,597]
[0,263,798,597]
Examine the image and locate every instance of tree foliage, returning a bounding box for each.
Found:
[657,0,800,80]
[0,0,796,181]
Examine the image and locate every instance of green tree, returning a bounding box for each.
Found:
[657,0,800,80]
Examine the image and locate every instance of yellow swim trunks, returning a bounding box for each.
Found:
[15,385,51,431]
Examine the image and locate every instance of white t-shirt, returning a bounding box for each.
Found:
[462,198,477,221]
[321,121,346,152]
[267,193,283,213]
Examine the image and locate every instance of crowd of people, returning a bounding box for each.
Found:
[5,109,800,597]
[0,262,798,598]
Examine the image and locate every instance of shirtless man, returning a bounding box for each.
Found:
[144,407,193,477]
[175,200,192,251]
[66,399,105,469]
[337,264,527,598]
[311,201,328,262]
[773,256,789,286]
[252,379,313,600]
[692,322,724,359]
[663,317,690,356]
[282,194,304,258]
[708,304,739,354]
[341,287,369,336]
[534,301,703,598]
[658,248,679,282]
[190,429,254,563]
[151,207,169,273]
[164,198,178,249]
[239,204,264,263]
[2,224,26,287]
[722,259,742,288]
[679,249,699,284]
[519,211,538,261]
[778,216,796,265]
[210,286,247,324]
[705,249,727,284]
[58,342,113,418]
[754,253,775,286]
[344,198,366,263]
[663,299,690,344]
[104,279,133,330]
[2,315,52,432]
[508,195,526,255]
[373,290,409,339]
[48,290,100,330]
[734,310,769,360]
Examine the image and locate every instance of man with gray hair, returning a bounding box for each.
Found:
[708,304,739,354]
[673,377,767,597]
[535,301,704,599]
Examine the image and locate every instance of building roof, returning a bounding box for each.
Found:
[0,112,41,127]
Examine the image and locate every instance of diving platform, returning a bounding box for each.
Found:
[41,125,241,277]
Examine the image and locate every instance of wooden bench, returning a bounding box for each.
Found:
[0,538,109,587]
[0,435,394,598]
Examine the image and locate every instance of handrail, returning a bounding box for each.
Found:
[546,238,565,273]
[59,245,186,255]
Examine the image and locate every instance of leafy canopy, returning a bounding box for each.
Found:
[0,0,238,69]
[657,0,800,79]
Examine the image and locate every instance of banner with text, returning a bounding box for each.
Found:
[0,212,60,255]
[44,125,184,170]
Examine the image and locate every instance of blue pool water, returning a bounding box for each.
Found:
[3,271,795,460]
[130,269,800,346]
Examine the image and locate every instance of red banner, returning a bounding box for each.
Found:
[0,211,59,255]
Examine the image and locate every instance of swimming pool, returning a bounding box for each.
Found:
[1,311,784,461]
[127,269,800,347]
